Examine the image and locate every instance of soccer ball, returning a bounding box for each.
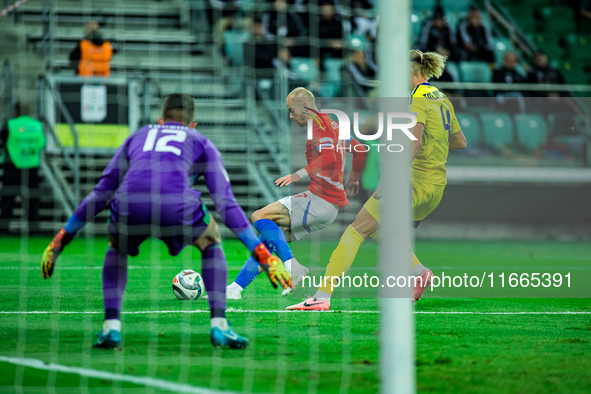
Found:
[172,270,205,300]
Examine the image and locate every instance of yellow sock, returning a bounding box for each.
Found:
[319,225,365,295]
[411,250,420,268]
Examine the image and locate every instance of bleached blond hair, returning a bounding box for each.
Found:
[410,49,447,80]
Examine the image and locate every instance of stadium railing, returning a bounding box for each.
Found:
[36,74,81,204]
[484,0,538,58]
[0,60,17,123]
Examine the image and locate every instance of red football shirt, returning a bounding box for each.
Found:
[304,113,349,208]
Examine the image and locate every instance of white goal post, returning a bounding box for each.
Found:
[378,0,415,393]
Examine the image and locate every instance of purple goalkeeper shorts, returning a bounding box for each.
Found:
[107,198,210,257]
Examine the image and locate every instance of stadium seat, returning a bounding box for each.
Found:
[560,62,588,85]
[324,58,343,82]
[348,35,369,51]
[541,6,575,34]
[505,6,537,32]
[412,0,436,13]
[291,57,320,82]
[322,58,343,97]
[500,0,554,6]
[480,12,494,32]
[514,113,548,152]
[530,34,564,60]
[492,37,514,66]
[520,0,554,5]
[456,113,482,147]
[441,0,473,12]
[320,83,340,97]
[241,0,256,12]
[223,31,251,67]
[445,12,459,33]
[459,62,492,83]
[566,34,591,61]
[445,61,460,82]
[479,113,515,148]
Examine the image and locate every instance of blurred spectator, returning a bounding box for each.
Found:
[343,49,377,95]
[272,48,306,91]
[245,19,278,72]
[493,52,524,86]
[456,7,494,63]
[493,51,526,112]
[318,2,345,63]
[350,13,377,41]
[206,0,245,53]
[262,0,307,39]
[0,102,45,234]
[351,0,374,10]
[527,52,565,84]
[69,21,113,77]
[417,6,457,61]
[349,0,377,40]
[206,0,241,28]
[526,51,566,96]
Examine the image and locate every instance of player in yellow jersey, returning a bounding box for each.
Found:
[287,49,467,311]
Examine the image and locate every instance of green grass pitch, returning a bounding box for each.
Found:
[0,236,590,393]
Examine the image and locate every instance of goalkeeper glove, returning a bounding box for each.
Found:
[41,229,74,279]
[252,243,292,290]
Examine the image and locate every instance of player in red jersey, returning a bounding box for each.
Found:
[226,87,366,298]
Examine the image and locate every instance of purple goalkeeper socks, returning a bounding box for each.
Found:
[102,247,128,320]
[201,243,227,318]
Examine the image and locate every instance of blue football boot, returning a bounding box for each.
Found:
[93,329,121,349]
[210,327,249,349]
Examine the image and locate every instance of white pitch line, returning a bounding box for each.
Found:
[0,266,177,270]
[0,261,249,270]
[0,356,236,394]
[1,310,590,315]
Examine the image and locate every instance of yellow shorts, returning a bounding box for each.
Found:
[363,181,445,223]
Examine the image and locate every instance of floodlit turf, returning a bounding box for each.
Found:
[0,236,590,393]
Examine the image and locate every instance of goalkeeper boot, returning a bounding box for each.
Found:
[285,297,330,311]
[412,268,434,303]
[210,327,249,349]
[93,329,121,349]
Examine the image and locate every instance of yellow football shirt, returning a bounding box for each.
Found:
[409,83,460,185]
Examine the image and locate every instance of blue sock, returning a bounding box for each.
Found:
[258,234,274,254]
[235,257,261,288]
[253,219,294,262]
[234,235,269,289]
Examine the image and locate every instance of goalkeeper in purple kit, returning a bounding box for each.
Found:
[41,94,290,349]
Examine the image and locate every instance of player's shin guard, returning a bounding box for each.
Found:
[317,225,365,296]
[102,247,128,320]
[201,243,227,318]
[254,219,293,262]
